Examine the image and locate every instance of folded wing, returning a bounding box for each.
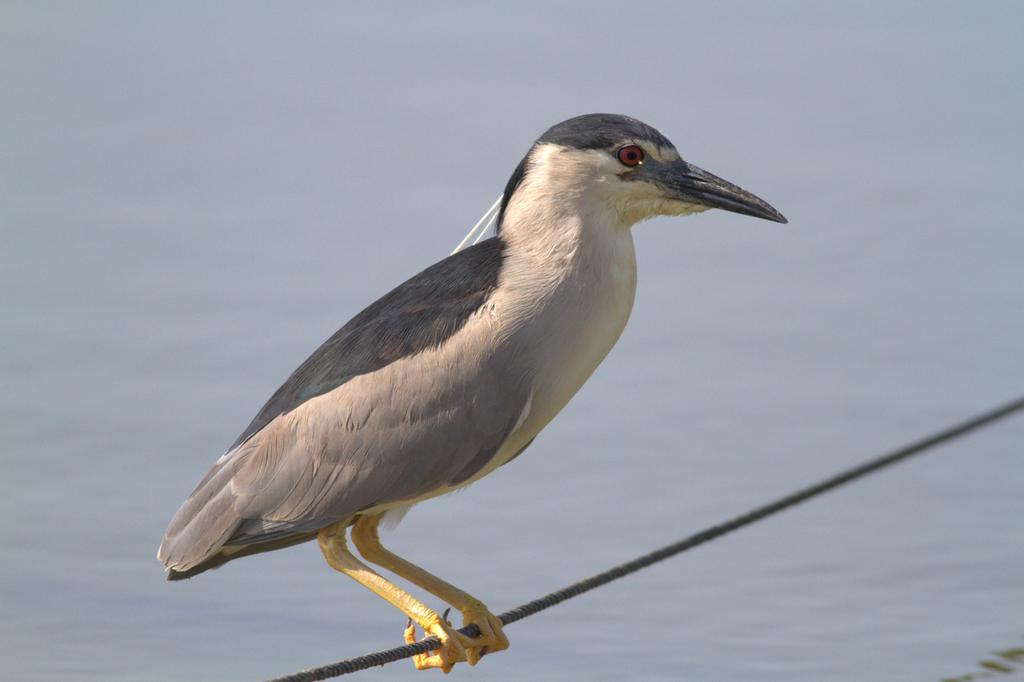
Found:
[158,238,530,578]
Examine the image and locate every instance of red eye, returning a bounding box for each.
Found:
[617,145,644,167]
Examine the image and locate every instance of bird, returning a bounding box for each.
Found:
[158,113,786,672]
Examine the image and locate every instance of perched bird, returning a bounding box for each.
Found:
[158,113,786,672]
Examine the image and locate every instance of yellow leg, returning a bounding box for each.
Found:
[351,513,509,667]
[317,520,472,673]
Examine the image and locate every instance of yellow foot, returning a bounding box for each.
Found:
[458,604,509,666]
[403,606,509,671]
[404,614,471,673]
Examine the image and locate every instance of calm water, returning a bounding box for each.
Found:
[2,3,1023,681]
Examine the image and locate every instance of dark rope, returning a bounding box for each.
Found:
[266,395,1024,682]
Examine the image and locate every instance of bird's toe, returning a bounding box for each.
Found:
[405,615,470,673]
[460,603,509,666]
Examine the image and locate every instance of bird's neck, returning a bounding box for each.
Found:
[495,179,638,329]
[487,178,638,436]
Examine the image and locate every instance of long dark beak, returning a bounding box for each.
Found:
[657,160,787,224]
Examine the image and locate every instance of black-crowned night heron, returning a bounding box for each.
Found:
[159,113,786,672]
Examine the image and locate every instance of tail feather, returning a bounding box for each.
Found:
[158,458,244,576]
[164,530,320,580]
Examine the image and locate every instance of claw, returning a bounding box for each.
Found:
[404,619,417,646]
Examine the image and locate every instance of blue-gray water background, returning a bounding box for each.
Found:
[2,3,1022,681]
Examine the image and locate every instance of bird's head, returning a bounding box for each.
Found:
[497,113,786,234]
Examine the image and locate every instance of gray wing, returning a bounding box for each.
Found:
[158,238,531,577]
[231,237,507,450]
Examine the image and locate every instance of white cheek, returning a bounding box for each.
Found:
[606,179,713,225]
[605,179,664,223]
[657,198,710,216]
